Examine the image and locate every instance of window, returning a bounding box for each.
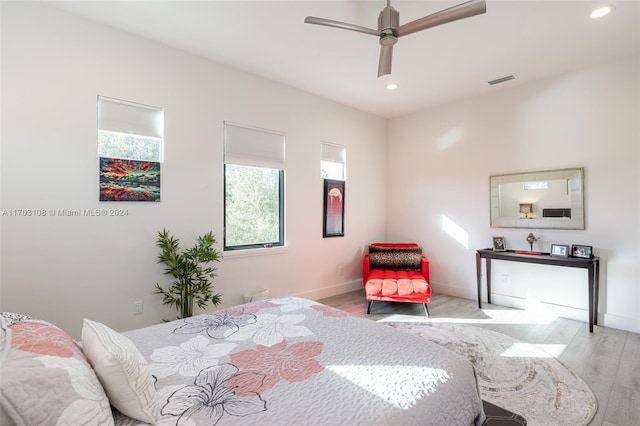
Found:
[224,122,285,251]
[523,182,548,190]
[97,96,163,162]
[321,142,346,180]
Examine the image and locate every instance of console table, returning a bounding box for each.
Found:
[475,249,600,332]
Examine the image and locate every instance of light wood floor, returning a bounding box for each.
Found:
[318,290,640,426]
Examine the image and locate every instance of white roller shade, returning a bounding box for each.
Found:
[321,142,346,164]
[224,122,285,169]
[98,96,163,138]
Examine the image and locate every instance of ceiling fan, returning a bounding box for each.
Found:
[304,0,487,77]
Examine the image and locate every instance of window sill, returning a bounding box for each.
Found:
[222,245,287,259]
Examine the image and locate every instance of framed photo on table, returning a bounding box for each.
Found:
[550,244,570,258]
[572,245,593,259]
[323,179,345,238]
[492,236,506,251]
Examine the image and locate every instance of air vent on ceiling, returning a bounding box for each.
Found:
[488,74,517,85]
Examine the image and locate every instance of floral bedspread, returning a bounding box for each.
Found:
[114,297,485,426]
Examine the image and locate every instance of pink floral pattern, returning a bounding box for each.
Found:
[112,297,486,425]
[230,340,324,393]
[228,300,278,315]
[11,322,81,358]
[1,316,114,426]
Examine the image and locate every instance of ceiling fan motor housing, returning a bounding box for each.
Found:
[378,5,399,45]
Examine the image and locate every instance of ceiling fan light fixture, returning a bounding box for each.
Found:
[590,5,614,19]
[380,33,398,46]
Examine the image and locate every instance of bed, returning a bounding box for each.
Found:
[1,297,485,425]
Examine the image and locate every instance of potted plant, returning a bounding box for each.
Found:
[154,229,222,320]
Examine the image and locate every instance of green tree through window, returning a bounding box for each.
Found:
[98,130,161,162]
[224,164,283,249]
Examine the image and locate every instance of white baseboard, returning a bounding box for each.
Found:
[431,281,478,301]
[602,312,640,334]
[490,293,589,323]
[295,279,362,301]
[432,282,591,324]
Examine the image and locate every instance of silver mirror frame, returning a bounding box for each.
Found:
[490,167,585,230]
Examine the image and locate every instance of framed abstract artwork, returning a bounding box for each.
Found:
[99,157,160,202]
[323,179,345,238]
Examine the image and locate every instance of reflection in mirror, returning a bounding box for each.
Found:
[490,168,585,229]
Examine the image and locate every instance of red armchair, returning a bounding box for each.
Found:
[363,243,431,316]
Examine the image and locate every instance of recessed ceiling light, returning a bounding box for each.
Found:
[386,83,399,90]
[590,5,614,19]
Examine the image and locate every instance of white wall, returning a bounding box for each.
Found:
[0,2,388,339]
[387,56,640,332]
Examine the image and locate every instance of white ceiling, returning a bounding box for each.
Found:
[48,0,639,119]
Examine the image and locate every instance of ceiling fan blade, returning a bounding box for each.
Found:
[396,0,486,37]
[304,16,379,37]
[377,44,393,77]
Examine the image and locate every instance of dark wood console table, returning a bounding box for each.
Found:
[475,249,600,332]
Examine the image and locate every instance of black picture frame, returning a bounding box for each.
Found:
[323,179,345,238]
[572,244,593,259]
[550,244,570,258]
[492,236,506,251]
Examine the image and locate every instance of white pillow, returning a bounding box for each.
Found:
[82,319,157,423]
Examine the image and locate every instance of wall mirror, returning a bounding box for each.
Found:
[490,167,585,229]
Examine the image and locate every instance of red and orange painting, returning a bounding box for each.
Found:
[323,179,345,237]
[99,157,160,202]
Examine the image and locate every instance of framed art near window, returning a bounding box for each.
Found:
[550,244,570,258]
[323,179,345,238]
[572,245,593,259]
[99,157,160,202]
[492,236,506,251]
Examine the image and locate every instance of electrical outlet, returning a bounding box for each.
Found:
[134,301,143,315]
[502,274,510,285]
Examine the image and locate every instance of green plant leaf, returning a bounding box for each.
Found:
[154,229,222,320]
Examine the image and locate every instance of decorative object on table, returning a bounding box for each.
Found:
[323,179,345,237]
[572,245,593,259]
[492,236,506,251]
[550,243,570,258]
[154,229,222,320]
[519,203,533,219]
[99,157,161,202]
[525,232,538,251]
[385,322,597,426]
